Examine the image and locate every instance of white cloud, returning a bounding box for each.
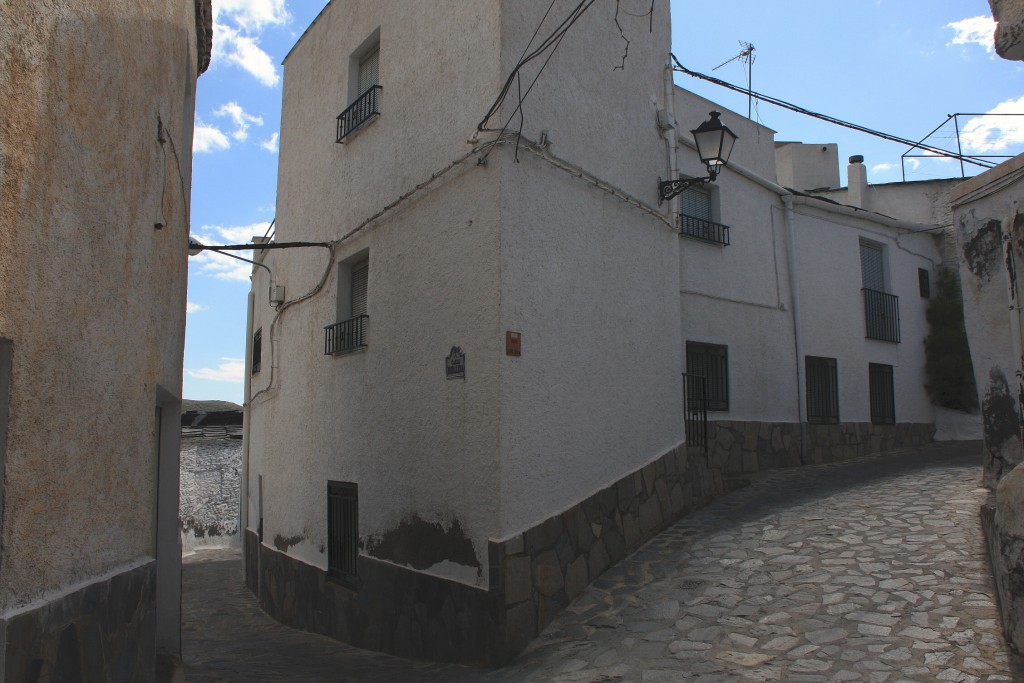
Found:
[946,15,996,53]
[215,101,264,141]
[261,132,279,153]
[186,302,203,314]
[213,0,290,32]
[193,122,231,153]
[871,162,895,174]
[186,357,246,384]
[212,21,280,87]
[961,96,1024,153]
[189,222,271,282]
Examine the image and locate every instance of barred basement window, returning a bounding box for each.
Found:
[806,356,839,424]
[251,328,262,375]
[328,481,358,587]
[686,342,728,411]
[869,363,895,425]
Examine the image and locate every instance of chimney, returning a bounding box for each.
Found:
[848,155,867,209]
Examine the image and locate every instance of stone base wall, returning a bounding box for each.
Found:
[708,421,935,476]
[491,442,722,661]
[253,534,498,665]
[245,443,722,666]
[980,464,1024,654]
[2,561,156,682]
[243,421,934,666]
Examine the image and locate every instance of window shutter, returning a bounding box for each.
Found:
[860,242,884,291]
[358,48,379,95]
[679,186,712,221]
[350,261,368,317]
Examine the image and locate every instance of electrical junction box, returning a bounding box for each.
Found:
[270,285,285,304]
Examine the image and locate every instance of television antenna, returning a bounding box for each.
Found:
[713,41,756,119]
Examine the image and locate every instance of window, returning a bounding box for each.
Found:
[251,328,262,374]
[328,481,358,587]
[337,32,381,143]
[686,342,728,411]
[678,184,730,245]
[869,363,895,425]
[806,356,839,424]
[357,47,379,97]
[918,268,931,299]
[325,256,369,356]
[860,241,900,342]
[860,241,885,292]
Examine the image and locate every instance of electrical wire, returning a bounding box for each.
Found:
[671,54,997,170]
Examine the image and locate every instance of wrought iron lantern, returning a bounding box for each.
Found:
[659,111,738,203]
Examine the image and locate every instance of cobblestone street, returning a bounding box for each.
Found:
[183,442,1024,682]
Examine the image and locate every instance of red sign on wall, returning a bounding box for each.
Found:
[506,331,521,357]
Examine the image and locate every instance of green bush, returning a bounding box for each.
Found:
[924,268,979,411]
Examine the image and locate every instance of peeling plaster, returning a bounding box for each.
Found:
[983,368,1024,483]
[273,534,304,552]
[366,514,480,578]
[963,218,1004,285]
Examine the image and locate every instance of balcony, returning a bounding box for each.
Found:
[679,214,730,246]
[336,85,382,143]
[862,288,900,342]
[324,315,369,355]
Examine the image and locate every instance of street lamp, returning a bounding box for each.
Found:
[659,111,738,204]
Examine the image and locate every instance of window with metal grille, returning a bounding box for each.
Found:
[679,185,712,222]
[328,481,358,587]
[351,260,368,318]
[869,363,895,425]
[806,356,839,424]
[918,268,931,298]
[860,241,885,291]
[358,47,379,96]
[251,328,262,375]
[686,342,728,411]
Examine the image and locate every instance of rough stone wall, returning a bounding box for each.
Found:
[954,153,1024,654]
[0,1,205,677]
[991,0,1024,61]
[180,432,242,552]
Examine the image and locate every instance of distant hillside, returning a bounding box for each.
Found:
[182,399,242,413]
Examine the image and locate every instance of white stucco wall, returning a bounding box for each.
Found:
[0,2,198,617]
[790,202,940,424]
[775,142,840,192]
[180,433,242,552]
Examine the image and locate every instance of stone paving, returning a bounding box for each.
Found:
[182,441,1024,682]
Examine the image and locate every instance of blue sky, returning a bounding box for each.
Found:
[184,0,1022,404]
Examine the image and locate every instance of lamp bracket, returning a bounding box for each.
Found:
[658,175,712,204]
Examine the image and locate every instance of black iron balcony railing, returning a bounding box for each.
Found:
[679,214,730,246]
[324,315,369,355]
[336,85,382,143]
[862,288,900,342]
[682,373,709,453]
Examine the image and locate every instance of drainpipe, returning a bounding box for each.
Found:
[783,194,808,463]
[240,290,254,542]
[663,60,679,220]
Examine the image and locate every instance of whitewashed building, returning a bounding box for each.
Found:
[0,1,209,680]
[243,0,947,664]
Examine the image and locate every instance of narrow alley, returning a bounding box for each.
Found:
[183,442,1024,682]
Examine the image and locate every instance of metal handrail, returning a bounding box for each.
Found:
[679,214,730,246]
[324,315,369,355]
[336,85,382,143]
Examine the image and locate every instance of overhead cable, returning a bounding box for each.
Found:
[671,54,996,170]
